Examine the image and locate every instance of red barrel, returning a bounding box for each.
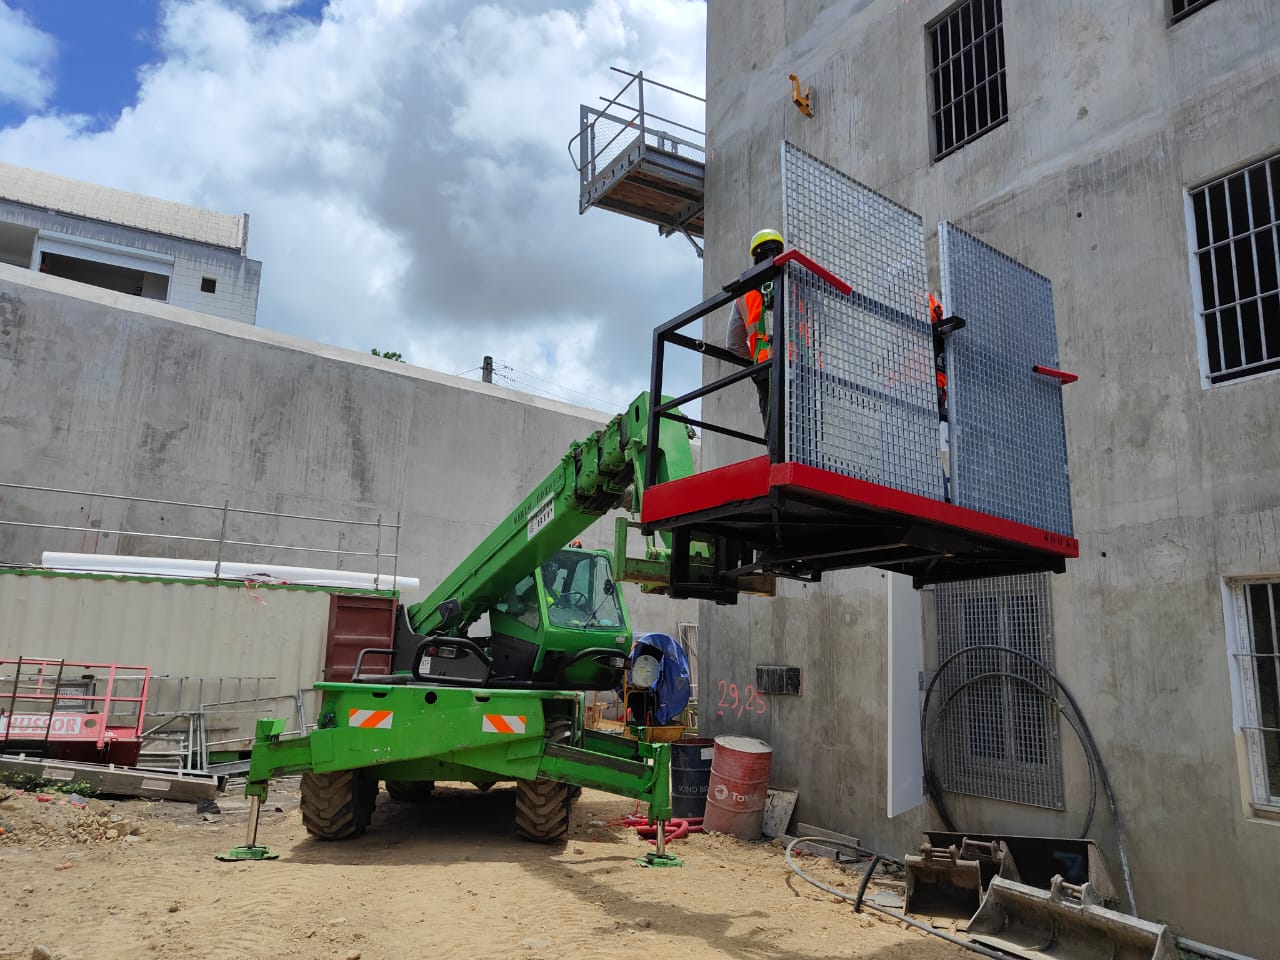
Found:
[702,735,773,840]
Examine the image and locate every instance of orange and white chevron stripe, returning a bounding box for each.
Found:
[348,708,393,729]
[481,714,527,734]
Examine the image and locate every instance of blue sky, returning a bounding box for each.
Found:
[0,1,329,128]
[0,0,707,412]
[0,0,160,128]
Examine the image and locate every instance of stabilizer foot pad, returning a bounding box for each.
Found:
[216,845,279,861]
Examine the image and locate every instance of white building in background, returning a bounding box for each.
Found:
[0,162,261,325]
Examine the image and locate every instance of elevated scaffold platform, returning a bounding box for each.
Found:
[639,143,1077,594]
[569,68,705,254]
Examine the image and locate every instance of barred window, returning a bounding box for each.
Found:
[933,573,1063,809]
[1188,154,1280,385]
[928,0,1008,161]
[1229,580,1280,812]
[1171,0,1221,25]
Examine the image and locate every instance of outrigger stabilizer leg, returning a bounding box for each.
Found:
[638,818,682,868]
[216,783,278,861]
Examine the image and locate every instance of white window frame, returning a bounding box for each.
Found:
[1183,151,1280,390]
[1222,577,1280,817]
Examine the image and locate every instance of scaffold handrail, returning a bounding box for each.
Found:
[567,67,705,182]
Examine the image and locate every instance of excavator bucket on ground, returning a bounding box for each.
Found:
[905,836,1018,920]
[967,876,1177,960]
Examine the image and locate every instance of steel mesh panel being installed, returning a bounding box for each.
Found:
[781,143,943,500]
[933,573,1064,809]
[940,222,1073,535]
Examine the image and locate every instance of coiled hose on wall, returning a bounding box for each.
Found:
[919,644,1136,913]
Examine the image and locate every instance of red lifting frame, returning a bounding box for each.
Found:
[641,457,1079,589]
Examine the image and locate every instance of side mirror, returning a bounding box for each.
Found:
[604,579,616,596]
[436,597,462,628]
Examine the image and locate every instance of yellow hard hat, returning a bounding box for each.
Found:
[749,228,784,257]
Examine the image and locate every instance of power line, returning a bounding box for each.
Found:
[478,359,608,409]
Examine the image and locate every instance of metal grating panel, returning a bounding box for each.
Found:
[933,573,1063,809]
[940,222,1073,535]
[782,143,943,499]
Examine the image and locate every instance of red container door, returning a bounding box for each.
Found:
[324,595,397,682]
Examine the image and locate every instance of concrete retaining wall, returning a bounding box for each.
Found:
[0,266,698,665]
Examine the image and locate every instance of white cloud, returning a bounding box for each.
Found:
[0,0,708,414]
[0,2,57,110]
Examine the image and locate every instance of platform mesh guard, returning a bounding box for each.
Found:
[781,143,943,500]
[940,223,1073,536]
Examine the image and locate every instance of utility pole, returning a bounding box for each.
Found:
[482,356,493,384]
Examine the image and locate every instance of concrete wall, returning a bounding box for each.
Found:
[0,266,698,652]
[703,0,1280,953]
[0,199,261,325]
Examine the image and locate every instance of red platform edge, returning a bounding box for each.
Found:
[641,457,1079,559]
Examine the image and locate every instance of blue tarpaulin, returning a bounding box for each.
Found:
[629,632,691,724]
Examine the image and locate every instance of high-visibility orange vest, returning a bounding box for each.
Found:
[738,290,771,363]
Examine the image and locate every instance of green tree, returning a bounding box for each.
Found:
[371,348,405,362]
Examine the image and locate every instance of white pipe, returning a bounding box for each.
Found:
[41,552,419,592]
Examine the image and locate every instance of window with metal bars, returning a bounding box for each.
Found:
[933,573,1064,809]
[1170,0,1220,24]
[928,0,1008,161]
[1229,580,1280,813]
[1188,153,1280,385]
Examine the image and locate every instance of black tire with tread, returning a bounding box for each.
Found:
[385,779,435,802]
[514,718,575,843]
[300,769,377,840]
[515,775,573,842]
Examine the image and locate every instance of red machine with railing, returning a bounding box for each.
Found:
[0,658,150,766]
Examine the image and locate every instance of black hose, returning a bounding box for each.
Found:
[920,644,1136,914]
[924,669,1099,838]
[852,853,881,912]
[784,837,1013,960]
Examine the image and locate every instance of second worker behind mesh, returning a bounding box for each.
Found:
[726,228,786,452]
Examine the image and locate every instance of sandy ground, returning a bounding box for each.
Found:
[0,781,968,960]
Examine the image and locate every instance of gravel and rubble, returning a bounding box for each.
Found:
[0,789,146,847]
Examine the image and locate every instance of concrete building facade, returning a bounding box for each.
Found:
[0,163,261,324]
[699,0,1280,954]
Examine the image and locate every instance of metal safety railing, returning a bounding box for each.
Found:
[643,249,853,492]
[0,657,150,751]
[140,676,309,772]
[567,67,705,190]
[0,480,403,589]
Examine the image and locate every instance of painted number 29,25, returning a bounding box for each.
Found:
[715,679,767,719]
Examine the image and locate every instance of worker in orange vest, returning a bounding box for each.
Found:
[726,228,786,449]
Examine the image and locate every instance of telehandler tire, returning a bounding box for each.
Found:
[385,779,435,802]
[300,769,377,840]
[515,776,572,842]
[514,718,575,842]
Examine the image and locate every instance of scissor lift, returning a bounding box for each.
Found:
[0,657,149,765]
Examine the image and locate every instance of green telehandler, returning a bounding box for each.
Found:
[221,390,721,865]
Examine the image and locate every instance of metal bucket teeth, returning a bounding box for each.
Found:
[968,877,1177,960]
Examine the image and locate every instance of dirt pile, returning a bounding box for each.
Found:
[0,790,145,846]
